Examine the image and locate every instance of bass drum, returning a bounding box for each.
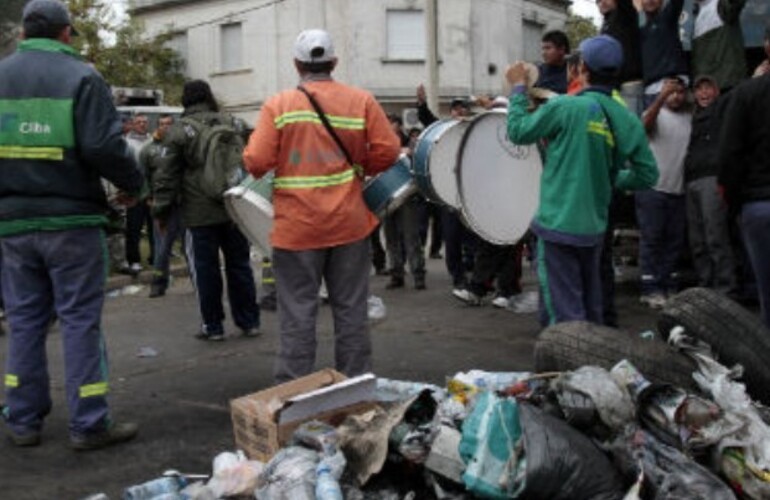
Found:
[412,119,468,209]
[224,172,274,257]
[363,156,417,218]
[457,110,541,245]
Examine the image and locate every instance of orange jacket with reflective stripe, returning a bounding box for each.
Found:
[243,79,400,250]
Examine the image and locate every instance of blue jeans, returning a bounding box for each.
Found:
[635,189,686,295]
[186,222,260,334]
[741,201,770,328]
[1,228,111,437]
[152,206,184,287]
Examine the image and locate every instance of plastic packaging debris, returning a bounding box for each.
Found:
[610,426,737,500]
[447,370,530,405]
[293,421,338,453]
[424,425,465,483]
[368,295,387,323]
[81,494,109,500]
[107,284,144,298]
[136,346,159,358]
[205,450,264,498]
[375,378,445,403]
[255,446,318,500]
[553,365,636,431]
[179,482,216,500]
[122,476,185,500]
[459,391,525,499]
[720,448,770,500]
[611,359,652,400]
[389,390,440,464]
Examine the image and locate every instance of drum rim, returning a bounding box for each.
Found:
[456,110,531,246]
[413,119,465,207]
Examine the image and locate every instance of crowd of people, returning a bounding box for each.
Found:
[0,0,769,452]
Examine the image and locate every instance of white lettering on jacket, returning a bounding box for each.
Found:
[19,122,52,134]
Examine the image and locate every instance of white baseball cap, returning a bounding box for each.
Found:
[293,29,335,63]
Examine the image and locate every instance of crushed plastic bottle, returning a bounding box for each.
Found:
[122,477,185,500]
[315,462,343,500]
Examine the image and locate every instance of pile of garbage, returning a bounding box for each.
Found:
[106,324,770,499]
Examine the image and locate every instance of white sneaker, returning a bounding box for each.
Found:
[491,296,510,308]
[640,293,667,309]
[452,288,482,306]
[507,291,539,314]
[129,262,143,273]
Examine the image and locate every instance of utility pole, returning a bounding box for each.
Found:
[425,0,439,114]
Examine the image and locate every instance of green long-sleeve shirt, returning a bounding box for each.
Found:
[507,88,658,245]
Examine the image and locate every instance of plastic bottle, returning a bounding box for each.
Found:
[122,477,185,500]
[315,463,343,500]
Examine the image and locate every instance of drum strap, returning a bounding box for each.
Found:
[297,85,361,178]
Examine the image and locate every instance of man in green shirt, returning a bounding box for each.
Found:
[506,35,658,326]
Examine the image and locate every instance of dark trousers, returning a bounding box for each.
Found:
[442,208,477,287]
[635,189,686,295]
[537,238,603,327]
[369,224,386,273]
[126,202,154,266]
[152,206,184,288]
[384,196,426,281]
[2,228,110,437]
[741,201,770,328]
[273,238,371,383]
[420,201,443,256]
[468,241,522,298]
[186,222,260,335]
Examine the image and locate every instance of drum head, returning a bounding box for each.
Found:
[457,110,541,245]
[224,179,274,257]
[427,120,468,209]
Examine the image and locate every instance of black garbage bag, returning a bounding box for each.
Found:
[609,426,736,500]
[517,403,625,500]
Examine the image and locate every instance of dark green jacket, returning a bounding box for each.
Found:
[0,39,143,236]
[692,0,747,90]
[152,103,235,227]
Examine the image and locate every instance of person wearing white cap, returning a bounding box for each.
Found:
[505,35,659,327]
[243,29,400,382]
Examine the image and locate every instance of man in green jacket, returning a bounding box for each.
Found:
[506,35,658,326]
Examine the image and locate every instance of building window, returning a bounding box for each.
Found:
[168,32,188,74]
[220,22,243,72]
[386,10,425,60]
[522,20,544,63]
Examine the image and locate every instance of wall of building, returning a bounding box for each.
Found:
[132,0,568,121]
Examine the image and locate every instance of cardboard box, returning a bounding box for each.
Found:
[231,369,377,462]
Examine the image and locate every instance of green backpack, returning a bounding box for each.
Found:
[182,115,247,201]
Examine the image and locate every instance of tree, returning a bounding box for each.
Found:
[67,0,185,104]
[565,12,599,53]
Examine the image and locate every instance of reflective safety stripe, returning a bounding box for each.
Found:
[0,145,64,161]
[587,122,615,148]
[262,277,276,284]
[274,111,365,130]
[5,374,19,388]
[79,382,108,398]
[273,168,356,189]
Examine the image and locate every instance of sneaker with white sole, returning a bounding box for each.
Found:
[491,296,511,308]
[452,288,482,306]
[640,293,667,309]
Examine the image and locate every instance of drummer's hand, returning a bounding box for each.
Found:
[416,84,427,105]
[505,62,529,87]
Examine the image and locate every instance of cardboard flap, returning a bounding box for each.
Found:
[277,373,376,424]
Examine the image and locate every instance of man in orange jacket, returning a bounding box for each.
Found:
[243,29,400,382]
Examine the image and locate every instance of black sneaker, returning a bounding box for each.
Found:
[148,284,166,298]
[195,331,225,342]
[70,422,138,451]
[415,278,427,290]
[241,327,261,338]
[385,276,405,289]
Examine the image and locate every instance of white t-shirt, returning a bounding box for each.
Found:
[648,107,692,195]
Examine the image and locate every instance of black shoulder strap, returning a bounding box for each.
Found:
[296,85,355,168]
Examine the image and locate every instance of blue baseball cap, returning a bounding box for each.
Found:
[578,35,623,75]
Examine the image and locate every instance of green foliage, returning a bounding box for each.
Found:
[565,12,599,53]
[0,0,26,58]
[67,0,185,104]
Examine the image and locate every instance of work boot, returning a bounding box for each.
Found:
[3,415,41,447]
[386,276,405,289]
[70,421,138,451]
[414,276,426,290]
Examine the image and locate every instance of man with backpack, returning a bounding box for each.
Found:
[243,29,400,382]
[153,80,260,341]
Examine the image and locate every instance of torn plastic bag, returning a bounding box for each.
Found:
[517,403,625,500]
[459,391,525,499]
[553,366,635,432]
[609,426,736,500]
[206,450,264,498]
[389,390,440,464]
[255,446,318,500]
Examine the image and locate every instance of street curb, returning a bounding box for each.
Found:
[106,263,189,292]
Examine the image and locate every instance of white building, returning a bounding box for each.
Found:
[130,0,569,122]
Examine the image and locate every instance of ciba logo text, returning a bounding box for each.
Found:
[20,122,52,134]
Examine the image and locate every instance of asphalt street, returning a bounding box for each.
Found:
[0,257,658,499]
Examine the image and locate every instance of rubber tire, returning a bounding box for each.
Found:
[658,287,770,404]
[534,321,699,391]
